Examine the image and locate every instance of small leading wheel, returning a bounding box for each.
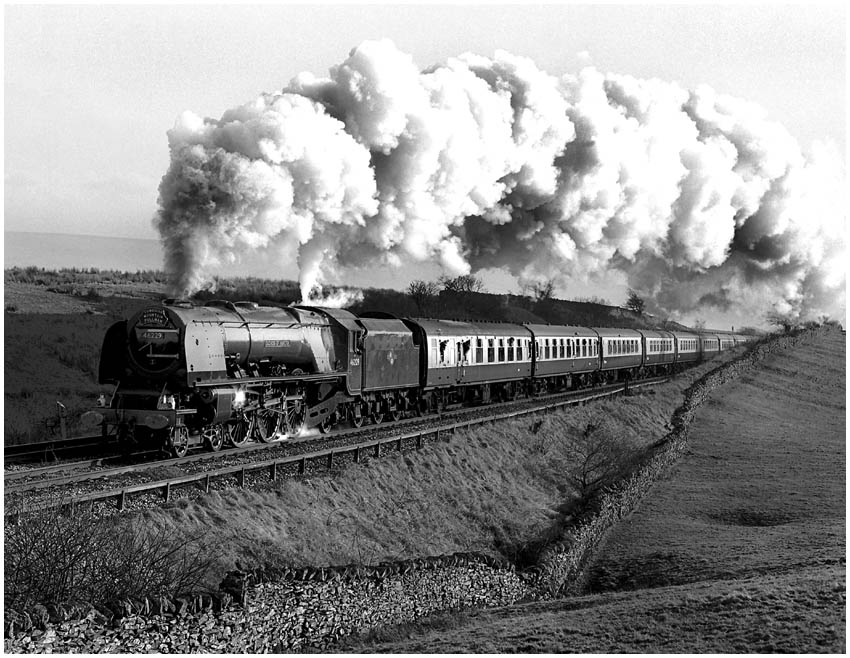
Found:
[225,414,253,448]
[390,408,402,422]
[202,425,223,452]
[371,410,384,425]
[254,407,281,443]
[350,410,364,428]
[169,425,189,459]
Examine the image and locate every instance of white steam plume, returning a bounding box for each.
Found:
[156,39,845,321]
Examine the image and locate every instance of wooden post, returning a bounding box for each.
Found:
[299,457,307,474]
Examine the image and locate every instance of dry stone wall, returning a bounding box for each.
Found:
[4,553,532,653]
[4,327,827,653]
[533,326,827,594]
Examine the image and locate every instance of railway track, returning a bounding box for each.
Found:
[4,434,116,464]
[5,377,667,517]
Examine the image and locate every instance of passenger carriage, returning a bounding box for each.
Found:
[594,327,643,382]
[699,333,720,359]
[672,331,701,366]
[407,318,532,404]
[718,334,736,351]
[524,324,600,392]
[639,329,676,373]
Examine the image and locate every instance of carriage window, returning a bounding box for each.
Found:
[580,339,585,357]
[476,338,484,363]
[488,338,495,362]
[461,339,471,364]
[498,338,505,362]
[507,337,515,362]
[517,340,523,361]
[439,339,450,365]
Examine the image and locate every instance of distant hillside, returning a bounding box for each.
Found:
[4,266,695,331]
[188,276,692,331]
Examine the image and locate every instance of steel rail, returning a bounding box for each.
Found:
[4,434,107,462]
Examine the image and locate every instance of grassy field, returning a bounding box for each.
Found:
[340,329,845,652]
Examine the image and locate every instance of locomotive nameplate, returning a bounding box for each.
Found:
[264,339,291,348]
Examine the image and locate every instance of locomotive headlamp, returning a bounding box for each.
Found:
[157,394,176,410]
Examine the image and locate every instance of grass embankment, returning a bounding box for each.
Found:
[128,355,736,592]
[342,329,845,653]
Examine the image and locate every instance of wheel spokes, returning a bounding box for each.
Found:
[255,407,281,442]
[225,415,252,447]
[281,402,305,436]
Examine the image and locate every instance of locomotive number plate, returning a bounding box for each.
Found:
[265,340,291,348]
[142,331,165,340]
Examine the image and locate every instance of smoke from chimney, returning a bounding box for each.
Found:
[156,39,845,320]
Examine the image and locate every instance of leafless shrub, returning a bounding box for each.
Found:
[563,418,638,505]
[4,500,211,609]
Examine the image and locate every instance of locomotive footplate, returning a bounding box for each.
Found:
[82,407,197,431]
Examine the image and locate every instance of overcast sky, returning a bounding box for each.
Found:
[3,3,846,326]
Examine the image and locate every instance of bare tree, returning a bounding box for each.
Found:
[692,318,706,331]
[407,280,439,314]
[439,274,484,294]
[625,289,646,316]
[529,280,556,302]
[563,420,636,505]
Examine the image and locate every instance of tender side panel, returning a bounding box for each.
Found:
[358,318,419,391]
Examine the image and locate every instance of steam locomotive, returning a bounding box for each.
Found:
[84,299,754,457]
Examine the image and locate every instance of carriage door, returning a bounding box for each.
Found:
[456,339,464,383]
